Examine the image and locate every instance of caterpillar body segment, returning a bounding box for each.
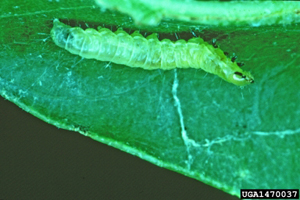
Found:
[51,19,254,86]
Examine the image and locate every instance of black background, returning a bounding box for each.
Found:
[0,96,240,200]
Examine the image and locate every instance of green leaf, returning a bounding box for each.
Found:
[1,0,299,198]
[95,0,300,26]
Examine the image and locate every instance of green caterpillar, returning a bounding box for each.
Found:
[51,19,254,86]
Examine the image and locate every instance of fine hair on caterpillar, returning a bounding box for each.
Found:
[50,19,254,86]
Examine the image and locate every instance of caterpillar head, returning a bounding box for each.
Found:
[228,71,254,86]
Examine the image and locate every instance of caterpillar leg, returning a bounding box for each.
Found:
[188,37,204,44]
[131,30,143,37]
[212,38,218,48]
[231,55,238,62]
[114,28,128,35]
[237,62,244,67]
[146,33,159,40]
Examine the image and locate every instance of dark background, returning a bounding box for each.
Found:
[0,96,240,200]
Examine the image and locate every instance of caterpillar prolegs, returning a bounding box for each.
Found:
[51,19,254,86]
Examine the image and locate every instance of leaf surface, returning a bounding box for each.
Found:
[1,0,299,198]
